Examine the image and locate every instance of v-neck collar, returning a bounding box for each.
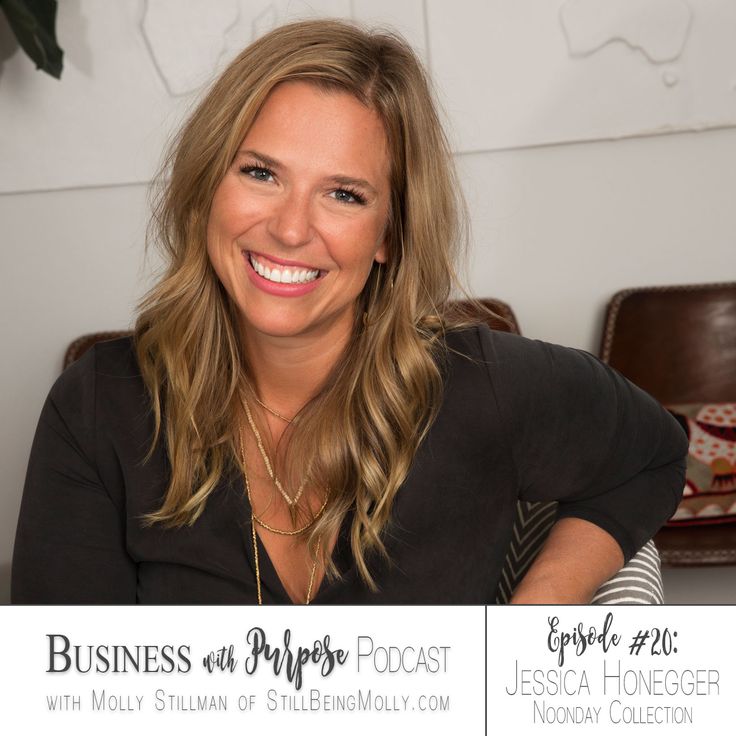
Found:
[239,477,357,604]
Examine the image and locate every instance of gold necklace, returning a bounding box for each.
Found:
[239,425,322,605]
[251,523,322,606]
[251,392,293,423]
[238,425,327,534]
[249,523,321,605]
[242,397,306,506]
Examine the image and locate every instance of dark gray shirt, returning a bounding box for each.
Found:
[11,325,687,603]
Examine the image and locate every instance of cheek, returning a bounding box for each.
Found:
[208,177,262,237]
[205,185,253,272]
[205,240,228,299]
[208,188,236,239]
[337,242,378,280]
[206,187,228,260]
[205,206,239,291]
[205,214,225,274]
[328,217,388,268]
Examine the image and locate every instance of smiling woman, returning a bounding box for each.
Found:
[11,19,687,604]
[207,81,390,343]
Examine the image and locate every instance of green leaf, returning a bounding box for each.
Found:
[0,0,63,79]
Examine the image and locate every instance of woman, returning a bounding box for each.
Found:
[11,19,687,604]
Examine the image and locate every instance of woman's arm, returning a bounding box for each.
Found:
[479,326,687,603]
[11,348,137,603]
[510,517,623,603]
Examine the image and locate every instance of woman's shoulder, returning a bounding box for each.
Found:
[440,322,612,407]
[441,322,546,363]
[438,324,539,399]
[87,334,139,376]
[48,335,145,422]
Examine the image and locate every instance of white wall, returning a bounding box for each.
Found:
[1,0,734,603]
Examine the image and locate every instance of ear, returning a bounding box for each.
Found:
[374,236,388,264]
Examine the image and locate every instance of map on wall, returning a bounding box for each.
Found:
[428,0,736,152]
[0,0,734,193]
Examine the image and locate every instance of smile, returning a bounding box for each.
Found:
[247,252,321,284]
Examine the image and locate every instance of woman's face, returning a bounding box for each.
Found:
[207,80,391,345]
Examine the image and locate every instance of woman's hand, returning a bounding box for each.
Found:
[509,517,625,604]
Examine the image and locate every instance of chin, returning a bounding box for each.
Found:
[242,317,307,340]
[240,308,354,343]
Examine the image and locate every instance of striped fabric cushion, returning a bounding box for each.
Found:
[590,541,663,604]
[494,501,664,604]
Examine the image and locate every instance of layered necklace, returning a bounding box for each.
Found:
[242,396,306,509]
[238,390,326,604]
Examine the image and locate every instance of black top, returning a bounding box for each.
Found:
[11,326,687,604]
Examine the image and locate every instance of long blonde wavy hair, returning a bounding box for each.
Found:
[135,18,472,589]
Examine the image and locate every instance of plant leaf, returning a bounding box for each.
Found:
[0,0,63,79]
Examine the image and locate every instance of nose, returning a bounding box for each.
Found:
[266,186,315,249]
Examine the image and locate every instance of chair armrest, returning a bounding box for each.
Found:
[591,540,664,604]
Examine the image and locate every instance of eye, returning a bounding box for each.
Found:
[239,165,274,183]
[331,188,366,205]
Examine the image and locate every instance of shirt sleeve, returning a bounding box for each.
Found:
[478,325,688,563]
[11,347,137,603]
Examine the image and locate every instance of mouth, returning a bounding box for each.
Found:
[245,251,324,285]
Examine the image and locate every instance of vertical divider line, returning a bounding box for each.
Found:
[484,605,488,735]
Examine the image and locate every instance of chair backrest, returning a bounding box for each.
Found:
[600,282,736,568]
[599,282,736,404]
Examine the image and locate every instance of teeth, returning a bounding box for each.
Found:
[249,254,319,284]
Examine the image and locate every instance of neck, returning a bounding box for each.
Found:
[241,319,354,416]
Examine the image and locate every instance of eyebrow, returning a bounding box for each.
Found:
[237,148,378,195]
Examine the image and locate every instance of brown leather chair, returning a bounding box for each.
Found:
[599,281,736,566]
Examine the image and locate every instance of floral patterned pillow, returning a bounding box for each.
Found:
[666,403,736,526]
